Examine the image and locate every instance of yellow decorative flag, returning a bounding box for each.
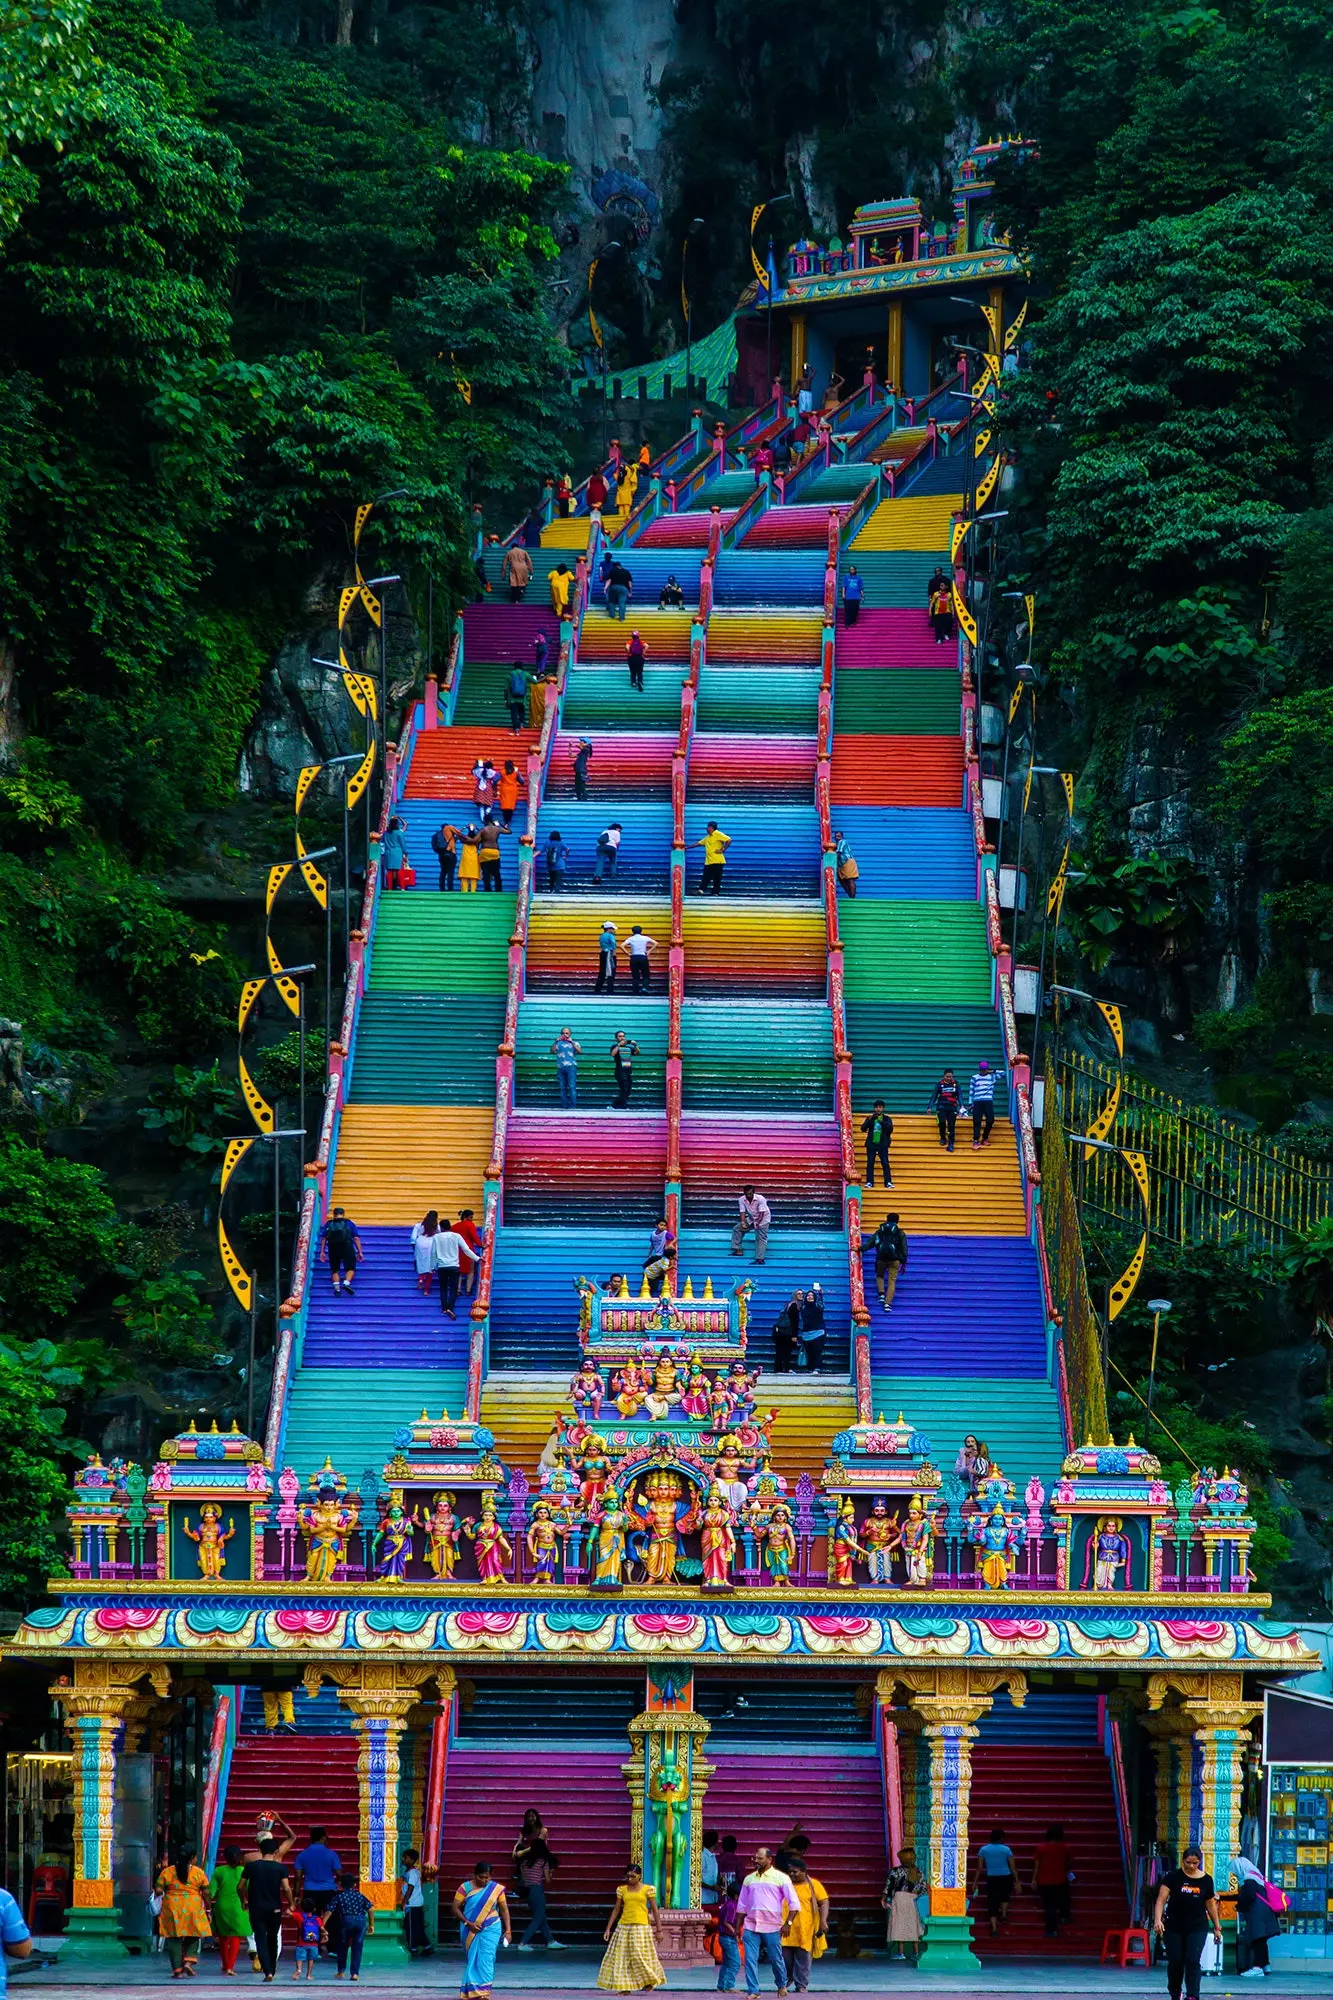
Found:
[296,829,328,909]
[238,1052,274,1135]
[295,764,322,816]
[265,864,291,915]
[346,743,375,812]
[218,1137,256,1311]
[1096,1001,1125,1059]
[1107,1150,1151,1320]
[265,933,301,1017]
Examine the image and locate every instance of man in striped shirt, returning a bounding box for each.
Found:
[968,1060,996,1149]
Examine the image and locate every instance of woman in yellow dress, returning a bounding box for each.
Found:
[597,1865,665,1991]
[155,1845,213,1976]
[458,828,482,893]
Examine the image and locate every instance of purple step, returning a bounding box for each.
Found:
[462,603,559,663]
[864,1234,1047,1376]
[302,1225,472,1368]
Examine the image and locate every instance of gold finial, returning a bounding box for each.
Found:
[682,1276,694,1300]
[187,1420,198,1434]
[896,1412,906,1427]
[420,1410,430,1422]
[703,1276,714,1300]
[618,1275,630,1299]
[210,1419,220,1433]
[442,1409,451,1422]
[1127,1433,1137,1447]
[877,1413,885,1425]
[638,1272,651,1300]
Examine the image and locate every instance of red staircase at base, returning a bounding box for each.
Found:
[967,1746,1129,1956]
[704,1754,887,1917]
[218,1733,361,1940]
[439,1749,632,1943]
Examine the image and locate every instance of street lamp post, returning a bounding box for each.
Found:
[311,670,376,961]
[257,1127,307,1437]
[1145,1300,1173,1443]
[588,243,623,462]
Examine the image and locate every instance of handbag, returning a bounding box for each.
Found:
[1199,1931,1221,1975]
[399,864,416,888]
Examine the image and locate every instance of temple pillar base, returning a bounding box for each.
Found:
[919,1912,980,1974]
[656,1909,713,1964]
[358,1906,409,1962]
[61,1903,127,1960]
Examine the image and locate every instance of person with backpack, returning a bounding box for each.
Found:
[928,1069,961,1151]
[319,1208,363,1296]
[381,815,409,889]
[627,630,647,689]
[411,1211,441,1296]
[594,920,619,993]
[1234,1857,1282,1978]
[606,559,633,621]
[593,822,622,884]
[872,1213,908,1308]
[431,821,459,891]
[544,830,571,891]
[506,662,529,733]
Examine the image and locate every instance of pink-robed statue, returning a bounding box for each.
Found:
[700,1483,737,1590]
[464,1496,513,1584]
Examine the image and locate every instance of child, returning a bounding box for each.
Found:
[715,1878,741,1992]
[293,1906,324,1979]
[399,1848,429,1957]
[329,1872,373,1981]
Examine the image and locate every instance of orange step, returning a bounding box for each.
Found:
[330,1105,494,1220]
[859,1114,1027,1235]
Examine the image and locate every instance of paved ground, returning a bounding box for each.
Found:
[13,1948,1333,1998]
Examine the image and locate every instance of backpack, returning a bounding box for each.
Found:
[325,1219,354,1259]
[1259,1880,1290,1915]
[597,831,614,853]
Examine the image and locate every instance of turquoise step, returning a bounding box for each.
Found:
[696,667,821,734]
[282,1366,468,1486]
[870,1375,1065,1491]
[348,995,504,1105]
[682,998,833,1110]
[516,995,669,1108]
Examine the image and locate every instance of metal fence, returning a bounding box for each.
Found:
[1056,1048,1333,1255]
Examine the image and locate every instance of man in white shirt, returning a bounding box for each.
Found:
[432,1226,477,1319]
[730,1185,771,1264]
[619,923,658,993]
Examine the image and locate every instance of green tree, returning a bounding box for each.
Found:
[0,1345,73,1596]
[0,1132,119,1337]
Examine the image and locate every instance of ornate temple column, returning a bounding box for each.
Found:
[874,1680,925,1863]
[1148,1673,1260,1882]
[622,1670,715,1963]
[887,302,905,400]
[888,1668,1027,1975]
[50,1662,170,1958]
[310,1663,434,1958]
[790,315,808,389]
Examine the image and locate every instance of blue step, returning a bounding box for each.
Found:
[395,798,520,888]
[900,453,970,496]
[869,1374,1065,1492]
[712,550,827,604]
[302,1227,473,1369]
[865,1235,1047,1377]
[531,798,672,890]
[240,1686,353,1734]
[589,551,705,608]
[830,807,976,900]
[680,801,821,897]
[976,1691,1101,1745]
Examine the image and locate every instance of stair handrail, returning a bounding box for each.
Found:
[837,473,886,555]
[719,475,771,550]
[201,1690,236,1872]
[665,619,702,1283]
[435,613,464,727]
[671,398,777,510]
[706,508,724,565]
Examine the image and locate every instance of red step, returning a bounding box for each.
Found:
[218,1733,361,1939]
[704,1754,887,1913]
[967,1746,1129,1957]
[405,726,539,798]
[829,733,963,806]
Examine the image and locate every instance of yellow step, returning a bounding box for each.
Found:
[331,1106,494,1220]
[541,518,593,550]
[852,494,966,552]
[859,1114,1027,1235]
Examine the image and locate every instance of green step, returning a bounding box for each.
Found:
[349,995,504,1105]
[681,999,833,1110]
[480,547,575,592]
[871,1376,1064,1487]
[368,894,514,995]
[803,466,879,502]
[453,661,533,726]
[846,552,944,609]
[516,996,669,1108]
[840,901,992,1004]
[844,1003,1008,1113]
[283,1367,468,1486]
[686,471,754,510]
[834,669,961,735]
[562,666,683,733]
[695,668,820,734]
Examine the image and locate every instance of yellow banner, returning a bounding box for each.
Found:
[1082,1071,1123,1156]
[353,672,378,724]
[1097,1001,1125,1059]
[295,764,321,816]
[1005,301,1027,351]
[952,584,977,648]
[1108,1231,1147,1321]
[218,1215,252,1314]
[749,206,768,287]
[359,585,382,628]
[1061,770,1075,816]
[1046,848,1070,917]
[1008,683,1024,725]
[265,863,291,915]
[346,742,375,811]
[951,517,971,564]
[975,456,1000,513]
[220,1136,254,1194]
[296,830,328,910]
[265,934,301,1017]
[339,586,360,632]
[354,503,373,550]
[973,428,992,460]
[237,978,266,1034]
[1024,592,1036,640]
[239,1051,274,1135]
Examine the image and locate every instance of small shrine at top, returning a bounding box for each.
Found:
[736,137,1034,404]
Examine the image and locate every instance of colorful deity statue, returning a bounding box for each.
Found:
[899,1498,934,1587]
[707,1377,735,1434]
[613,1360,648,1417]
[575,1438,614,1515]
[860,1499,898,1585]
[970,1501,1021,1589]
[465,1494,513,1583]
[679,1357,711,1421]
[747,1452,786,1496]
[700,1483,737,1590]
[417,1491,459,1580]
[592,1500,630,1589]
[724,1359,759,1419]
[763,1501,797,1586]
[646,1743,692,1907]
[1091,1515,1131,1590]
[643,1348,683,1421]
[526,1501,561,1584]
[709,1434,749,1514]
[373,1489,413,1582]
[299,1468,357,1584]
[629,1469,700,1584]
[570,1357,606,1420]
[830,1499,866,1587]
[183,1503,235,1580]
[540,1448,580,1523]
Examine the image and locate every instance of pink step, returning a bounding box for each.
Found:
[549,733,674,797]
[705,1755,887,1910]
[689,734,816,794]
[440,1750,632,1918]
[639,513,735,547]
[463,603,560,663]
[836,607,952,669]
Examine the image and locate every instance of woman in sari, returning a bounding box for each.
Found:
[454,1862,511,2000]
[597,1865,665,1992]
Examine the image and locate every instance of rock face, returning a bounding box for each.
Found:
[532,0,684,224]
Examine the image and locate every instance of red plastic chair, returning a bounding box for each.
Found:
[1101,1931,1126,1966]
[1121,1928,1152,1968]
